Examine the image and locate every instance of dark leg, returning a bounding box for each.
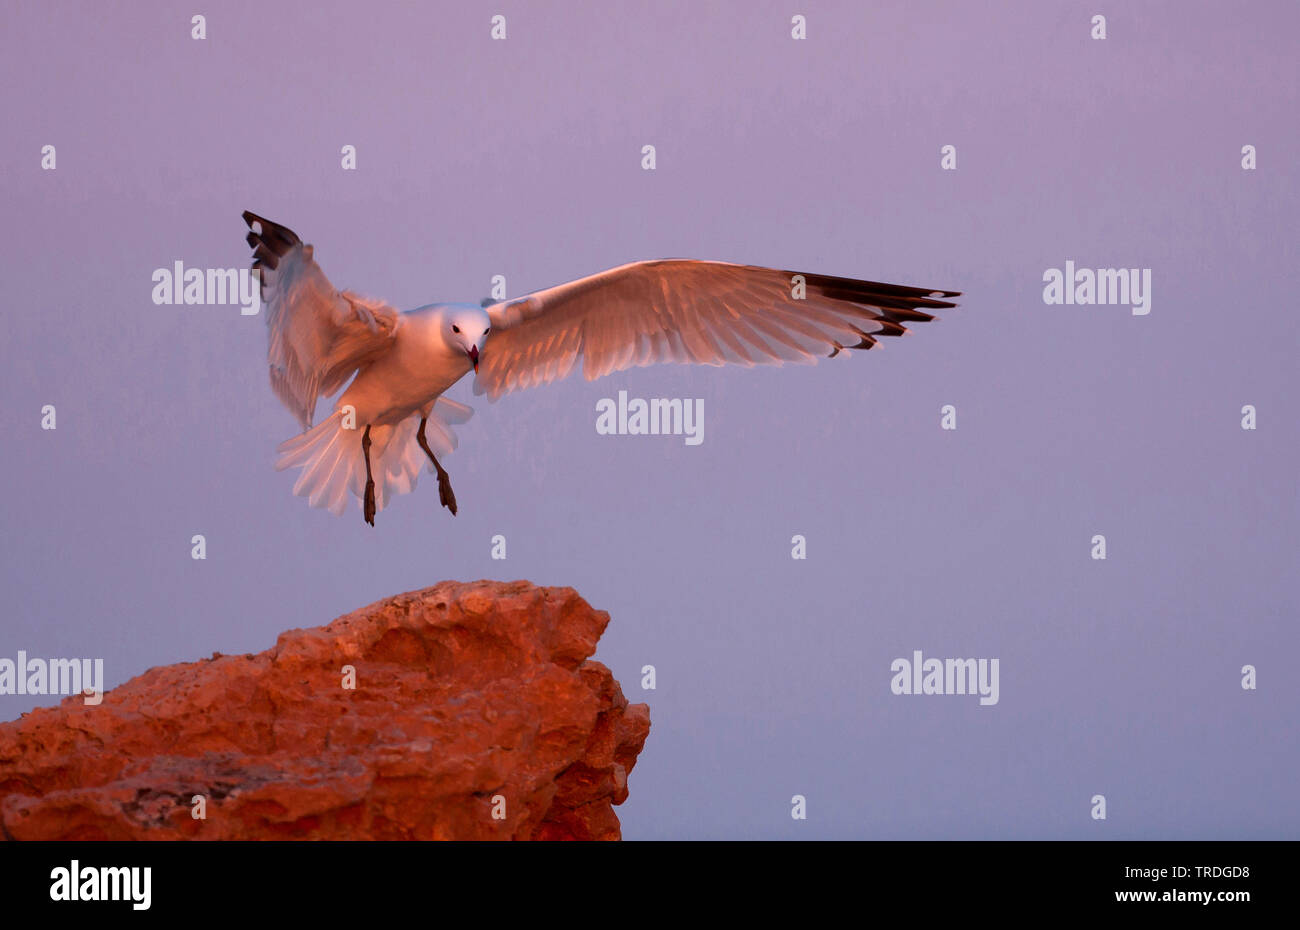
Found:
[417,417,458,515]
[361,425,376,526]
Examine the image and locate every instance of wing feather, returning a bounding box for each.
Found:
[243,211,400,429]
[478,260,958,400]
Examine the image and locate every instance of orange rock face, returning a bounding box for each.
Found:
[0,581,650,840]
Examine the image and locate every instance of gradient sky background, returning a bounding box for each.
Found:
[1,1,1296,839]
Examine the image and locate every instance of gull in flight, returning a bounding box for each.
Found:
[243,211,959,525]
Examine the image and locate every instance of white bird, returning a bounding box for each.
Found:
[244,211,959,525]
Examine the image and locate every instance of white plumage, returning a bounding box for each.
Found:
[243,211,958,525]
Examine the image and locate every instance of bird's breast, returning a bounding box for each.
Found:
[339,339,469,426]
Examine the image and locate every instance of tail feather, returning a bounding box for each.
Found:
[378,416,424,503]
[321,446,353,516]
[433,397,474,425]
[276,428,325,470]
[294,431,341,499]
[311,441,352,513]
[275,402,473,517]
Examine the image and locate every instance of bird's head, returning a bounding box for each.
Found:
[446,307,492,373]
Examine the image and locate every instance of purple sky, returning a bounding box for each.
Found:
[2,0,1297,839]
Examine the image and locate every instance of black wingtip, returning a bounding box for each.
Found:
[784,270,962,321]
[241,211,301,248]
[242,212,301,264]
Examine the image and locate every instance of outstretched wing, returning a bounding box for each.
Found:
[476,260,958,400]
[243,211,400,429]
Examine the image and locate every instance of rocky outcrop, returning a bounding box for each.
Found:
[0,581,650,840]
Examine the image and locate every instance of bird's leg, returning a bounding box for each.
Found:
[361,425,376,526]
[416,417,458,516]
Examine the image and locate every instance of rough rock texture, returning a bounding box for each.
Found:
[0,581,650,840]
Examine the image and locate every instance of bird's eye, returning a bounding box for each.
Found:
[483,327,490,335]
[452,325,460,333]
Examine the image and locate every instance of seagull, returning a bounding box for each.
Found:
[243,211,959,526]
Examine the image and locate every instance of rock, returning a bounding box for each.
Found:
[0,581,650,840]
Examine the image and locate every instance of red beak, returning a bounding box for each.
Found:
[468,345,479,373]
